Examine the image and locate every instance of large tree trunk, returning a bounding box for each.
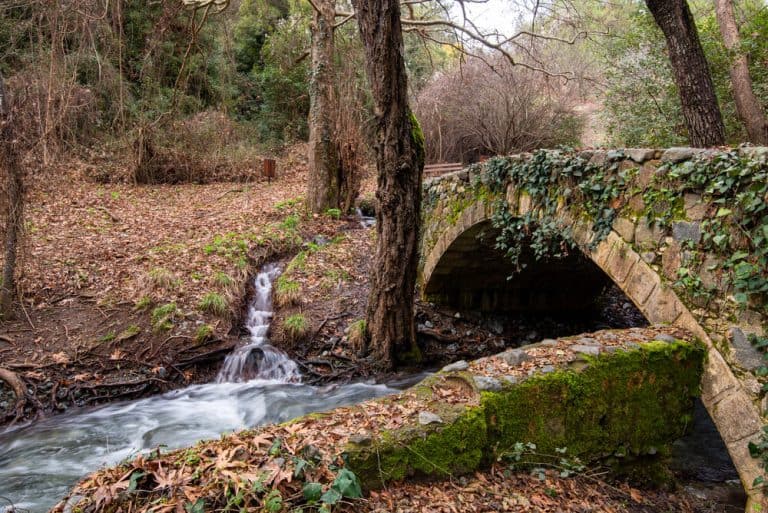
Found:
[714,0,768,144]
[307,0,341,213]
[645,0,726,147]
[0,73,23,320]
[352,0,423,368]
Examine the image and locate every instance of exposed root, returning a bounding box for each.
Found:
[0,367,28,419]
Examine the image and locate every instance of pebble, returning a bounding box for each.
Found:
[424,320,434,329]
[498,349,531,366]
[349,433,373,446]
[571,344,601,356]
[442,360,469,372]
[418,411,443,425]
[474,376,502,392]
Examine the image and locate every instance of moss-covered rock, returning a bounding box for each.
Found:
[344,339,705,490]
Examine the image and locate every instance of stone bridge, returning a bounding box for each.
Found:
[418,147,768,508]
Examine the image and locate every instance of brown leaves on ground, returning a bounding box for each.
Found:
[356,465,702,513]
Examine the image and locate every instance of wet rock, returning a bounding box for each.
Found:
[571,344,600,356]
[424,320,434,329]
[485,318,504,335]
[418,411,443,425]
[728,327,763,371]
[474,376,502,392]
[349,434,372,447]
[626,148,657,163]
[442,360,469,372]
[662,147,696,163]
[672,221,701,244]
[499,349,531,366]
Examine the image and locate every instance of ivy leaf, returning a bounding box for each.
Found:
[128,471,145,492]
[184,499,205,513]
[716,207,733,217]
[303,482,323,502]
[320,488,342,505]
[331,468,363,498]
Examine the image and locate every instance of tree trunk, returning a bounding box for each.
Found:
[352,0,423,368]
[645,0,726,147]
[714,0,768,144]
[307,0,341,213]
[0,73,24,320]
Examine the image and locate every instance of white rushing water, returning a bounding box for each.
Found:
[0,265,397,513]
[216,264,300,383]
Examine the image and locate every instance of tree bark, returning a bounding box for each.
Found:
[714,0,768,144]
[645,0,726,147]
[307,0,341,213]
[352,0,423,368]
[0,72,24,320]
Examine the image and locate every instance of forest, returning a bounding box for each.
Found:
[1,0,768,512]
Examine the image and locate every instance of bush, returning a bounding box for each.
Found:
[413,56,583,163]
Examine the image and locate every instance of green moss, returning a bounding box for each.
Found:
[346,339,705,490]
[482,340,705,463]
[408,109,425,171]
[346,405,487,489]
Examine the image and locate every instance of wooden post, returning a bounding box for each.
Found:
[262,158,276,182]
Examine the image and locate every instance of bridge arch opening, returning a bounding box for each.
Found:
[420,217,745,509]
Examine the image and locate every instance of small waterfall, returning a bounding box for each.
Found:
[355,207,376,228]
[216,264,300,383]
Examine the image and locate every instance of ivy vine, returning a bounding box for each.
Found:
[477,149,634,272]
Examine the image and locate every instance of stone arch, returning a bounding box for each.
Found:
[419,188,765,509]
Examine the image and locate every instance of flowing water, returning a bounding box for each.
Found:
[0,267,396,513]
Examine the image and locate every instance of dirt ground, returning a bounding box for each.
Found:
[0,145,374,424]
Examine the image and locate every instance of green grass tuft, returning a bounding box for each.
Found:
[151,302,178,331]
[283,313,308,342]
[199,292,228,317]
[275,276,301,306]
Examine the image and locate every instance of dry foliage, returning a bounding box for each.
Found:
[413,56,584,163]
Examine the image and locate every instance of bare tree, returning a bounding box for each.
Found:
[0,72,25,320]
[415,55,582,163]
[645,0,725,147]
[714,0,768,144]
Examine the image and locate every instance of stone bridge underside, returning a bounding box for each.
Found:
[418,148,768,511]
[423,221,609,312]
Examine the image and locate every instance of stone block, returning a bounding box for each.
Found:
[672,221,701,244]
[634,221,666,249]
[661,240,682,281]
[603,242,639,283]
[683,193,707,221]
[712,392,762,443]
[590,233,617,268]
[624,261,660,305]
[673,310,710,345]
[627,193,645,213]
[636,162,660,188]
[728,327,764,372]
[626,148,657,163]
[613,217,635,243]
[700,349,736,405]
[642,283,682,324]
[662,147,697,163]
[739,146,768,162]
[699,254,724,290]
